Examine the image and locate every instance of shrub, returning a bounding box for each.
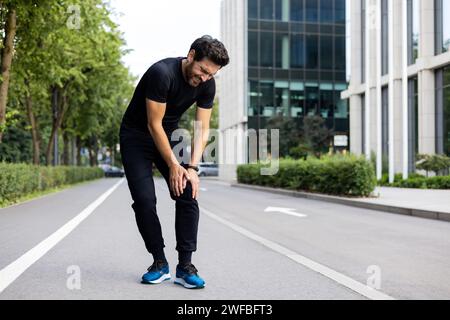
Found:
[237,155,376,197]
[0,163,104,206]
[416,154,450,177]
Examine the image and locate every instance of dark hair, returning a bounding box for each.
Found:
[190,35,230,68]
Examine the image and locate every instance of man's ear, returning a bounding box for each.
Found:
[187,49,195,62]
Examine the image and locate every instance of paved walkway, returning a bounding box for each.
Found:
[358,186,450,214]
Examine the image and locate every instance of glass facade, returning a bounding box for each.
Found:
[381,86,389,171]
[361,0,365,82]
[247,0,348,139]
[407,0,419,65]
[381,0,389,75]
[408,77,418,172]
[361,94,365,152]
[435,0,450,54]
[435,66,450,156]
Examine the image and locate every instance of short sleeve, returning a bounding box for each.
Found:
[145,63,171,103]
[196,78,216,109]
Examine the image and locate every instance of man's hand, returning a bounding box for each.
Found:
[187,168,200,199]
[169,163,190,197]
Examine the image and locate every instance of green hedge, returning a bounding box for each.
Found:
[0,163,104,206]
[379,173,450,189]
[237,155,376,197]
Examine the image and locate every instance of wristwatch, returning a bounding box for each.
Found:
[182,164,199,172]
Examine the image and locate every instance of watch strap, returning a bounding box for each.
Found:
[182,164,199,172]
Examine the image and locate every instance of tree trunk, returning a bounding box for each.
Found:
[62,129,69,166]
[88,135,98,167]
[45,87,69,165]
[46,87,59,165]
[111,146,115,167]
[0,6,17,143]
[70,137,77,166]
[76,135,82,166]
[71,136,77,166]
[25,92,41,165]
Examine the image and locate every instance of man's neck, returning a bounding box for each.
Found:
[181,58,189,83]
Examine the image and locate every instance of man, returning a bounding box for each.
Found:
[119,36,229,289]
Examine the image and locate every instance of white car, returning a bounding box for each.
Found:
[198,162,218,177]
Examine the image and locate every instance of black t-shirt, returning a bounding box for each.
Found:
[121,57,215,133]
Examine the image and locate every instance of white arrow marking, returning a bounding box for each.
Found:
[200,187,207,191]
[264,206,307,218]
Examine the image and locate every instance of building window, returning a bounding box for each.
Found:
[361,93,366,153]
[381,0,389,75]
[435,66,450,156]
[275,81,290,116]
[290,0,304,22]
[361,0,366,83]
[319,83,334,118]
[260,32,274,67]
[306,34,318,69]
[248,31,259,67]
[248,80,260,116]
[320,0,333,23]
[305,82,319,116]
[334,83,348,119]
[335,36,346,70]
[407,0,420,65]
[276,34,290,69]
[275,0,290,22]
[320,35,333,70]
[290,34,305,68]
[260,0,274,20]
[381,86,389,167]
[290,82,304,117]
[408,77,418,172]
[335,0,346,24]
[260,80,275,116]
[248,0,258,19]
[305,0,318,22]
[435,0,450,54]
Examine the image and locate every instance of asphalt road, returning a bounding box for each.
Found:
[1,177,449,300]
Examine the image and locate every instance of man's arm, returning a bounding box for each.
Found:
[190,107,212,167]
[187,107,212,200]
[146,98,189,197]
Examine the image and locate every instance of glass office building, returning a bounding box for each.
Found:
[246,0,348,139]
[219,0,347,180]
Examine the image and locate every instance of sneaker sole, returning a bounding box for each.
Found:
[174,277,205,289]
[141,273,171,284]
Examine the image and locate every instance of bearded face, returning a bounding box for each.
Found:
[184,51,221,87]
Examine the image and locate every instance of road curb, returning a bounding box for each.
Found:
[231,183,450,223]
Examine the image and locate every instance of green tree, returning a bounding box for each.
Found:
[302,115,333,157]
[266,115,302,157]
[0,1,17,143]
[1,0,134,167]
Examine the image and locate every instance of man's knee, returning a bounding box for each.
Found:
[170,181,197,203]
[131,188,157,209]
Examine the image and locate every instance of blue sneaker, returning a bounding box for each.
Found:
[174,263,205,289]
[141,260,171,284]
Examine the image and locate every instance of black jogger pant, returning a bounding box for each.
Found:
[119,122,199,257]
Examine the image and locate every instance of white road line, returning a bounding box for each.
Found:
[0,178,125,294]
[200,206,395,300]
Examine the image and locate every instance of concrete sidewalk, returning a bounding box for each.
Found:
[228,182,450,222]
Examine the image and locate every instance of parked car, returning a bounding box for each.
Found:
[99,164,125,178]
[198,162,218,177]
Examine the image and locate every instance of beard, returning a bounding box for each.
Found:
[185,62,202,87]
